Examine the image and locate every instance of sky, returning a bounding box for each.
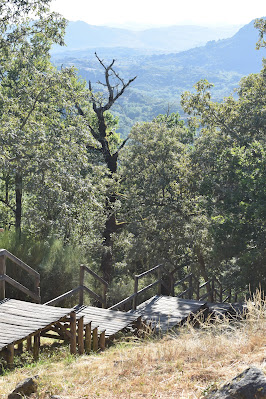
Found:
[50,0,265,29]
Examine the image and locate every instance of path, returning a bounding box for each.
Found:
[130,295,207,331]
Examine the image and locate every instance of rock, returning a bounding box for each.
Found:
[205,367,266,398]
[50,396,62,399]
[8,376,38,399]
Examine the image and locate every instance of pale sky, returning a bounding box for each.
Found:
[50,0,265,28]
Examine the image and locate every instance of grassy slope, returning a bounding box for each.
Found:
[1,297,265,399]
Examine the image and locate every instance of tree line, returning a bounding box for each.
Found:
[0,1,265,302]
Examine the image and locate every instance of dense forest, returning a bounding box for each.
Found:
[0,0,265,304]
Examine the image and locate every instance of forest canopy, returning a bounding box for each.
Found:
[0,1,265,303]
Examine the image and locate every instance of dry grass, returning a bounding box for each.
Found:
[0,292,265,399]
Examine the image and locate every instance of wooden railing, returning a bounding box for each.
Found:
[110,264,171,310]
[0,249,41,303]
[45,264,108,308]
[110,263,237,311]
[0,248,237,309]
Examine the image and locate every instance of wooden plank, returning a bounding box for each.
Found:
[0,299,73,353]
[85,322,91,354]
[0,315,55,328]
[130,295,206,331]
[99,331,105,350]
[79,306,137,320]
[70,311,76,355]
[75,306,140,338]
[6,344,14,368]
[1,300,72,316]
[92,327,98,352]
[33,333,40,361]
[78,316,84,355]
[0,304,69,318]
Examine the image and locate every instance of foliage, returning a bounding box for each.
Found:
[180,64,266,291]
[0,230,86,303]
[119,120,196,273]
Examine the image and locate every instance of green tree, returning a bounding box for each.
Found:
[0,0,106,243]
[180,63,266,291]
[119,120,198,280]
[76,54,136,283]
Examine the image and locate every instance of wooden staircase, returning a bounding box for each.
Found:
[0,249,244,368]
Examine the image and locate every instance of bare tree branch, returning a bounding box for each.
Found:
[0,198,16,213]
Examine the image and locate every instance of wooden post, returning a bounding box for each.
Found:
[33,333,40,361]
[170,274,174,296]
[210,278,214,303]
[228,288,232,303]
[85,322,91,354]
[78,316,84,355]
[102,284,107,308]
[92,327,98,352]
[157,266,162,296]
[219,285,223,302]
[17,342,23,353]
[195,280,200,300]
[188,274,193,299]
[6,344,14,368]
[99,331,105,350]
[26,336,32,351]
[79,265,85,306]
[132,276,138,310]
[34,275,41,303]
[70,311,77,355]
[0,253,6,300]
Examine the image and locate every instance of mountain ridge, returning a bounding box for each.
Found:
[51,19,265,136]
[52,20,243,53]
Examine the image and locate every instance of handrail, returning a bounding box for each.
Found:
[109,293,137,310]
[44,286,82,306]
[174,273,193,287]
[82,265,108,287]
[135,263,163,279]
[133,264,164,310]
[79,265,108,308]
[3,275,40,303]
[0,248,41,303]
[45,265,108,308]
[0,249,39,278]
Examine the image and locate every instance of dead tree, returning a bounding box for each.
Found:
[77,53,136,283]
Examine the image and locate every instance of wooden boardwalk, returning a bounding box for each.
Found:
[130,295,207,331]
[207,302,246,317]
[0,299,72,353]
[75,305,140,338]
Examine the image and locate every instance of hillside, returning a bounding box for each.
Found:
[52,21,242,53]
[1,297,265,398]
[51,19,265,136]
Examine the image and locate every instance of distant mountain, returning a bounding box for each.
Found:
[52,21,243,54]
[51,19,265,136]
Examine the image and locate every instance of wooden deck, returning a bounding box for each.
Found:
[0,299,72,352]
[130,295,207,331]
[75,305,140,338]
[207,302,246,317]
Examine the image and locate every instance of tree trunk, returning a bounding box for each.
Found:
[77,54,136,284]
[15,173,22,234]
[196,250,213,302]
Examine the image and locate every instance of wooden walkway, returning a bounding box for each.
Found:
[75,305,140,338]
[207,302,246,317]
[0,299,73,357]
[130,295,207,331]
